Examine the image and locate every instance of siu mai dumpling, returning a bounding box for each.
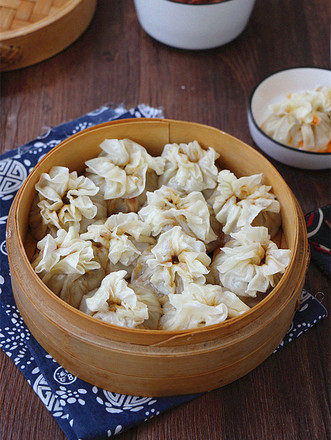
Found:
[30,166,106,239]
[211,226,291,298]
[209,170,281,237]
[129,279,162,330]
[31,226,104,308]
[138,185,218,246]
[261,86,331,152]
[81,212,155,277]
[105,167,160,216]
[85,138,165,200]
[79,271,151,329]
[132,226,211,296]
[159,141,219,193]
[159,283,250,331]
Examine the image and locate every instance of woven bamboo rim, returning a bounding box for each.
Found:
[0,1,76,35]
[0,0,96,71]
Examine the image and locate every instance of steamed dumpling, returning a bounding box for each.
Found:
[80,270,156,329]
[159,283,250,330]
[31,226,104,308]
[129,279,162,329]
[132,226,211,296]
[79,191,108,232]
[81,212,155,277]
[85,138,165,199]
[105,167,160,215]
[30,166,106,239]
[138,185,218,245]
[209,170,281,237]
[261,86,331,152]
[159,141,220,193]
[211,226,291,298]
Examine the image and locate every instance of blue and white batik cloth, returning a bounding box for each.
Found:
[0,104,327,440]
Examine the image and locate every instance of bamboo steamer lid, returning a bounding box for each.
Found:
[6,119,309,396]
[0,0,96,71]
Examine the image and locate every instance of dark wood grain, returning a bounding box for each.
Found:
[1,0,330,439]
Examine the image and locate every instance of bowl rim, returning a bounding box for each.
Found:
[8,118,302,338]
[248,66,331,157]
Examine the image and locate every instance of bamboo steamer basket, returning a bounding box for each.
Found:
[7,119,309,397]
[0,0,96,71]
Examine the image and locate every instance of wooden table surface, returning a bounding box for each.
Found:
[1,0,330,439]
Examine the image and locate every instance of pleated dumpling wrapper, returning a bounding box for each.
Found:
[80,212,155,277]
[31,226,104,308]
[261,86,331,152]
[29,166,106,240]
[159,141,220,193]
[80,271,161,329]
[132,226,211,296]
[129,279,162,329]
[138,185,217,245]
[209,170,281,237]
[85,138,165,200]
[211,226,291,298]
[160,283,250,330]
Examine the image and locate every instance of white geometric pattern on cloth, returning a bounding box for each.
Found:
[56,386,88,406]
[0,159,27,197]
[71,122,94,135]
[143,407,161,422]
[0,325,28,361]
[92,387,157,414]
[53,366,77,385]
[107,425,123,437]
[0,240,7,255]
[274,289,327,352]
[133,103,163,119]
[33,373,69,419]
[0,305,32,363]
[28,140,62,156]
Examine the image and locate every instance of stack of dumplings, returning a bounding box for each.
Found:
[30,138,291,331]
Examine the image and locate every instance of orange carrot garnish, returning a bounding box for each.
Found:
[312,114,321,125]
[317,141,331,153]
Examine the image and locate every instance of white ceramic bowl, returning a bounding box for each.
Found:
[133,0,256,50]
[248,67,331,170]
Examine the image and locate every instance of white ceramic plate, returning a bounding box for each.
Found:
[248,67,331,170]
